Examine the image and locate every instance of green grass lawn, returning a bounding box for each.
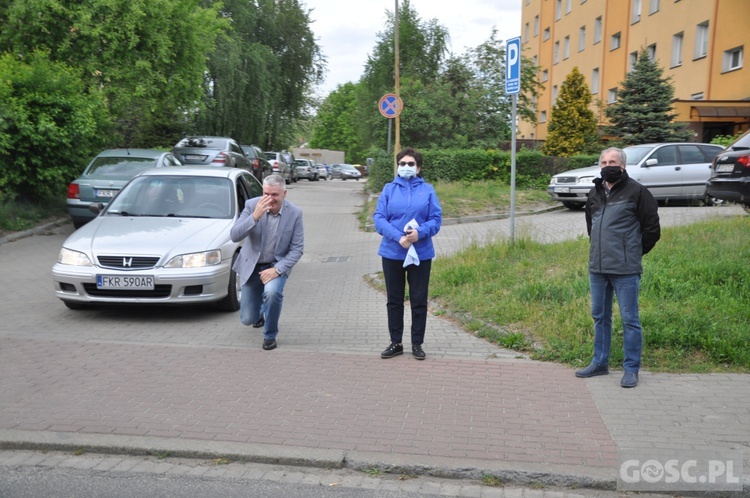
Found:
[429,216,750,373]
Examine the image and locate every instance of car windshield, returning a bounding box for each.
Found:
[622,146,655,165]
[264,153,278,161]
[293,160,307,166]
[728,131,750,150]
[106,176,233,219]
[85,157,157,180]
[175,137,228,150]
[342,165,357,170]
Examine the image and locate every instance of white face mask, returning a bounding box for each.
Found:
[397,165,417,178]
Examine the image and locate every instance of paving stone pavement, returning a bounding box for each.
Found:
[0,180,748,496]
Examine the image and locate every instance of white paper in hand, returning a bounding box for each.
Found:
[403,218,420,267]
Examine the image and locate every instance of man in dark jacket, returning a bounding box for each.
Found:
[575,147,661,388]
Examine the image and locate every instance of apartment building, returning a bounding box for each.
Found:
[519,0,750,142]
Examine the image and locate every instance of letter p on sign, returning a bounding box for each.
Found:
[506,37,521,94]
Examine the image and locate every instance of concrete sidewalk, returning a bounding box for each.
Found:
[0,181,748,495]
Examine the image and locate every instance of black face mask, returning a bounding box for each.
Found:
[601,166,624,183]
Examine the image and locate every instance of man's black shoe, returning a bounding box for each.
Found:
[381,343,403,358]
[575,363,609,378]
[621,371,638,388]
[262,339,277,351]
[253,317,265,328]
[412,344,426,360]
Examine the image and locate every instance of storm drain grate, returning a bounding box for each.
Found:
[323,256,351,263]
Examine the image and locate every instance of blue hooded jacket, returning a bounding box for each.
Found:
[373,175,442,261]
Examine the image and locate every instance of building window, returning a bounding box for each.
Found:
[554,41,560,64]
[540,110,547,123]
[629,51,638,72]
[579,26,586,52]
[552,85,559,105]
[524,23,530,42]
[691,92,704,100]
[649,0,660,14]
[631,0,642,24]
[694,21,709,59]
[565,0,572,14]
[543,27,551,41]
[594,17,602,44]
[608,88,618,103]
[541,69,549,82]
[555,0,562,20]
[647,43,657,61]
[610,32,621,51]
[532,55,538,67]
[671,32,683,67]
[592,68,600,94]
[563,36,570,59]
[723,46,743,72]
[534,15,539,37]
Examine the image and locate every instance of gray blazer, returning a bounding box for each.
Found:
[230,198,304,286]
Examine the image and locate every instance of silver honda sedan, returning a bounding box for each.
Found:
[52,167,262,311]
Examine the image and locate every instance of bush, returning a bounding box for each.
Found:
[0,52,111,203]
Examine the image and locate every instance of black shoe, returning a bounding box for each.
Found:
[252,317,265,328]
[621,371,638,388]
[412,344,426,360]
[575,363,609,378]
[262,339,277,351]
[381,343,403,358]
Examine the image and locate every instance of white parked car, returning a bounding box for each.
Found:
[52,167,262,311]
[547,143,725,209]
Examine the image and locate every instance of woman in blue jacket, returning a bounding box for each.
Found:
[373,147,442,360]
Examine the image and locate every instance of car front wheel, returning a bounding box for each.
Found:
[217,253,241,312]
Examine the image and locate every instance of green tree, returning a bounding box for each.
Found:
[542,67,598,156]
[0,0,226,147]
[0,52,110,202]
[309,82,365,162]
[196,0,324,150]
[604,48,691,144]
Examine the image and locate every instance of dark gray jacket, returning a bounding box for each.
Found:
[585,171,660,275]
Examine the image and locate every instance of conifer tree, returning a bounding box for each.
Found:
[542,67,598,156]
[604,48,691,144]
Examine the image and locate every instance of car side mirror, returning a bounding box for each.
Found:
[645,158,658,167]
[88,202,105,215]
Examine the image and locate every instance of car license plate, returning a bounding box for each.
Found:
[184,154,206,161]
[95,189,118,198]
[716,164,734,172]
[97,275,155,290]
[554,187,570,193]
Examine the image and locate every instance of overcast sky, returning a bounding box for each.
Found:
[306,0,522,96]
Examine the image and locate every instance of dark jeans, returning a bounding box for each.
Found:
[382,257,432,345]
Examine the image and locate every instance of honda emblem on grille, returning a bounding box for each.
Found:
[123,257,133,267]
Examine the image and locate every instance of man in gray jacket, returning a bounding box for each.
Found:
[575,147,660,388]
[230,175,304,350]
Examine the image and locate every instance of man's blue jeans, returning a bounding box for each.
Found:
[589,272,643,373]
[240,267,288,341]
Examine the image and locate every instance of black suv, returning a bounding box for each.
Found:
[706,130,750,210]
[241,144,273,182]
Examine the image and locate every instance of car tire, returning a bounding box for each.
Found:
[217,253,241,312]
[562,201,584,210]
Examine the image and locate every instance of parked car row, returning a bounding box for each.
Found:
[547,142,727,209]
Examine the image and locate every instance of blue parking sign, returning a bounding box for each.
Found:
[506,37,521,95]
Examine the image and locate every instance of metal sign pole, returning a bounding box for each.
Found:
[505,36,521,243]
[510,93,518,241]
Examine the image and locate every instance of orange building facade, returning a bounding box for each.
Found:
[519,0,750,142]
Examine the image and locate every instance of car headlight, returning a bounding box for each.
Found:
[164,250,222,268]
[579,176,596,185]
[58,247,93,266]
